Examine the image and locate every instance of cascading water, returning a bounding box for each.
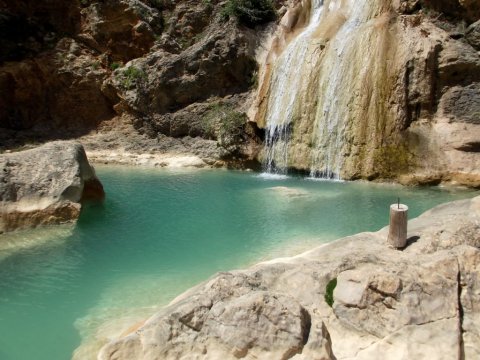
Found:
[258,0,395,180]
[309,0,363,180]
[309,0,377,179]
[263,0,325,174]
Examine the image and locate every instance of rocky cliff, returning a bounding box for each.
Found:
[0,0,272,168]
[253,0,480,186]
[97,195,480,360]
[0,0,479,184]
[0,141,104,233]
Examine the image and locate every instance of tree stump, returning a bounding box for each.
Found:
[387,204,408,249]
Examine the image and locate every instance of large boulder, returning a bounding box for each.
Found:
[96,195,480,359]
[0,141,104,233]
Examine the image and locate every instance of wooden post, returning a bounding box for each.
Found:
[387,203,408,249]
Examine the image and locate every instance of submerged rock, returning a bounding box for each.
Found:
[0,141,104,233]
[98,195,480,359]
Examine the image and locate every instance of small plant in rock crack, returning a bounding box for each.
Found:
[324,278,337,307]
[118,66,147,89]
[221,0,276,27]
[110,62,122,71]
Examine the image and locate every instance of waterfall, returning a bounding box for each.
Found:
[259,0,394,179]
[263,0,325,174]
[309,0,369,180]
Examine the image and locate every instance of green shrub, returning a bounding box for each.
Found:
[221,0,276,27]
[91,61,100,70]
[202,103,246,142]
[119,66,146,89]
[110,62,122,71]
[324,278,337,307]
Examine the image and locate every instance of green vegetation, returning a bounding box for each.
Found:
[110,62,122,71]
[202,103,246,142]
[91,61,100,70]
[118,65,147,89]
[202,0,213,8]
[324,278,337,307]
[249,69,258,89]
[221,0,276,27]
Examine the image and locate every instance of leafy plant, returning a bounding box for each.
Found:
[221,0,276,27]
[324,278,337,307]
[202,0,213,9]
[202,103,246,143]
[118,66,147,89]
[110,62,122,71]
[249,69,258,89]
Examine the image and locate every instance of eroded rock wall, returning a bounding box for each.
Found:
[0,0,270,167]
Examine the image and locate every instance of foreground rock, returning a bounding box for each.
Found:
[98,195,480,359]
[0,142,104,233]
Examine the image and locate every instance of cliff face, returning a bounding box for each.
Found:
[0,0,269,166]
[0,0,478,184]
[253,0,480,186]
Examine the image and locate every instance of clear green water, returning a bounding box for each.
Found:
[0,166,476,360]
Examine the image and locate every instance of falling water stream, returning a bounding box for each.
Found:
[264,0,325,174]
[261,0,393,179]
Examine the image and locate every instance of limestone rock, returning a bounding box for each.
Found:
[466,20,480,50]
[79,0,161,62]
[99,287,333,360]
[96,196,480,359]
[438,39,480,88]
[0,141,104,233]
[0,0,265,169]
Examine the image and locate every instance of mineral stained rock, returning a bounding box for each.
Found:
[0,141,104,233]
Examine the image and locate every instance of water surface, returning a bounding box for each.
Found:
[0,166,476,359]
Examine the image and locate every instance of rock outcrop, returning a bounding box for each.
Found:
[98,195,480,359]
[0,141,104,233]
[0,0,269,168]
